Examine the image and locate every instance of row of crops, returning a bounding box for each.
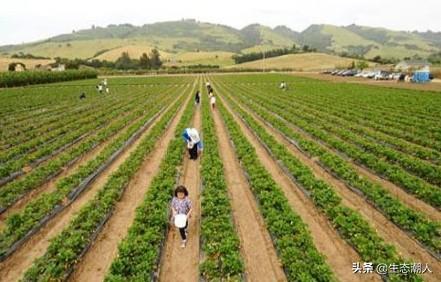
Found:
[210,76,440,257]
[0,70,98,87]
[0,74,439,281]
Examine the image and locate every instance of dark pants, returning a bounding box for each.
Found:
[189,145,198,160]
[179,220,189,240]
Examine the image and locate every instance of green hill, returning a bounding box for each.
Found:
[0,20,440,62]
[299,24,439,59]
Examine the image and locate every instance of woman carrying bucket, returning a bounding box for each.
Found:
[182,128,203,160]
[171,185,193,248]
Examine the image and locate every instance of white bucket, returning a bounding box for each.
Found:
[174,214,187,228]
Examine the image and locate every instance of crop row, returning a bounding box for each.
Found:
[199,89,244,280]
[218,81,440,258]
[214,80,421,281]
[21,87,188,281]
[283,88,441,155]
[258,89,441,187]
[0,89,178,260]
[105,86,195,281]
[230,82,441,209]
[0,70,98,88]
[247,83,441,164]
[0,93,122,154]
[216,95,335,281]
[0,96,133,179]
[0,85,176,175]
[0,87,177,211]
[283,81,441,133]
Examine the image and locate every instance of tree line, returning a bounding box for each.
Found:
[53,49,163,70]
[232,45,317,64]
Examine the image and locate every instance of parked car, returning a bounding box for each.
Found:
[355,71,368,77]
[337,70,347,76]
[364,71,376,79]
[374,71,390,80]
[343,69,359,76]
[389,73,402,80]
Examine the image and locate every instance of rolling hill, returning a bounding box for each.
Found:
[229,53,375,71]
[0,19,440,63]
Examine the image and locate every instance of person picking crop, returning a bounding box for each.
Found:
[182,128,203,160]
[210,94,216,109]
[171,185,192,248]
[195,90,201,105]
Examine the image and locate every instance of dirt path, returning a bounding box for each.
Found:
[69,91,194,282]
[225,91,441,222]
[218,96,378,282]
[212,107,287,282]
[0,98,165,227]
[159,104,201,282]
[0,97,180,282]
[0,118,131,228]
[291,72,441,92]
[350,161,441,222]
[221,95,441,282]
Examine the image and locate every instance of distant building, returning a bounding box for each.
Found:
[14,64,26,72]
[52,64,66,72]
[395,60,431,72]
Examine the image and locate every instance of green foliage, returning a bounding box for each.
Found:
[199,85,244,280]
[0,69,97,87]
[0,85,182,258]
[105,86,194,280]
[22,87,186,281]
[214,74,440,259]
[356,60,369,70]
[233,46,306,64]
[216,94,335,281]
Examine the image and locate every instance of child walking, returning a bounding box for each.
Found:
[171,185,193,248]
[210,95,216,109]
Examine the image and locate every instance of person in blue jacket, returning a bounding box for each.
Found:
[182,128,203,160]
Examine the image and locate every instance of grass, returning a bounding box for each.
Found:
[95,45,172,61]
[321,25,379,53]
[228,52,374,71]
[164,51,235,66]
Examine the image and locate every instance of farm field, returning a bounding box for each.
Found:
[0,73,439,281]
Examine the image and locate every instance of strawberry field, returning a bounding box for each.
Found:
[0,74,439,281]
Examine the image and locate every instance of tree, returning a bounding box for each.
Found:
[139,53,151,69]
[372,55,382,63]
[356,60,369,70]
[115,52,134,70]
[149,48,162,69]
[302,45,310,52]
[8,62,26,71]
[349,61,356,69]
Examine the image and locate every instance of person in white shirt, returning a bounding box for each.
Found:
[210,95,216,109]
[182,128,203,160]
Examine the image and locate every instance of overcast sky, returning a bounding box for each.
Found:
[1,0,440,45]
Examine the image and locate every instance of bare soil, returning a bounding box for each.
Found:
[0,98,177,282]
[220,95,378,282]
[222,94,441,282]
[212,106,287,281]
[69,92,193,282]
[159,104,202,282]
